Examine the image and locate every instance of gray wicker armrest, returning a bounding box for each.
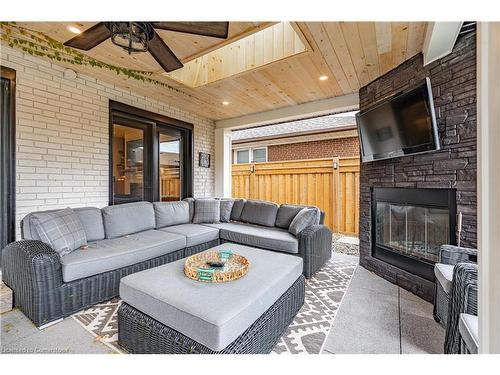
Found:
[444,262,478,354]
[297,224,332,278]
[439,245,477,265]
[1,240,63,324]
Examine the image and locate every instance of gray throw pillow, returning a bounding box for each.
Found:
[192,199,221,224]
[230,199,246,221]
[288,207,320,236]
[31,207,87,256]
[219,199,235,223]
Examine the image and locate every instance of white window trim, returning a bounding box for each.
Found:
[233,146,268,164]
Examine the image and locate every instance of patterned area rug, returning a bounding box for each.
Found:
[72,250,358,354]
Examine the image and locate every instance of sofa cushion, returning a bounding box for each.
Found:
[102,202,155,238]
[193,199,220,224]
[240,200,278,227]
[72,207,105,242]
[60,229,186,282]
[459,313,478,354]
[31,207,87,256]
[219,199,235,223]
[22,207,105,242]
[204,222,298,254]
[154,201,190,228]
[289,207,320,236]
[275,205,305,229]
[434,263,454,294]
[119,243,303,351]
[159,224,219,247]
[230,199,246,221]
[183,197,195,222]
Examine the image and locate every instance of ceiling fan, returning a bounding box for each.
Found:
[63,22,230,72]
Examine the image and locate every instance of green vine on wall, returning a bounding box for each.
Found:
[0,22,186,94]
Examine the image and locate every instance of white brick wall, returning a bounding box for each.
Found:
[1,47,215,239]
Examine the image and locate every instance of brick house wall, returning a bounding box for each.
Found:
[1,46,215,239]
[267,136,360,161]
[358,33,477,301]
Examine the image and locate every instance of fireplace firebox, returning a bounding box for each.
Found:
[371,187,456,281]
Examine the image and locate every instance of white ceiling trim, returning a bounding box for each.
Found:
[215,93,359,130]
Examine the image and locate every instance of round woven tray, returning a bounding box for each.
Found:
[184,250,249,283]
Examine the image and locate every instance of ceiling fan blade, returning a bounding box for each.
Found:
[148,32,183,72]
[151,22,229,39]
[63,22,111,50]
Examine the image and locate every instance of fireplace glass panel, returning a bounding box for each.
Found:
[375,202,450,263]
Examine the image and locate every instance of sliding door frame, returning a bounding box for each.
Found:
[108,101,194,205]
[1,66,16,251]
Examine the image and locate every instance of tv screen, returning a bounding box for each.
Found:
[356,78,440,162]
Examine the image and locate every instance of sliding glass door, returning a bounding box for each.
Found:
[109,101,193,205]
[112,120,151,204]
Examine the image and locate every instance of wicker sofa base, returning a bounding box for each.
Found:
[433,280,449,328]
[118,275,305,354]
[2,239,219,327]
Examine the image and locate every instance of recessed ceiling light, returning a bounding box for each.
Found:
[67,26,81,34]
[319,75,329,81]
[222,101,230,106]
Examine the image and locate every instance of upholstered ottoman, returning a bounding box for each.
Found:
[117,243,305,354]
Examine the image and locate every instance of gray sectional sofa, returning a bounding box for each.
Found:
[1,198,332,327]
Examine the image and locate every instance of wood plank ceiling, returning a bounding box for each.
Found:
[6,22,427,121]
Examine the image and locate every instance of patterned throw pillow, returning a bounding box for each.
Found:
[192,199,221,224]
[288,207,321,236]
[31,207,87,256]
[219,199,235,223]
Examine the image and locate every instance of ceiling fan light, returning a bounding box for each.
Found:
[107,22,154,54]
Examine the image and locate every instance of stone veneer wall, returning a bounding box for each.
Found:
[1,46,215,239]
[358,33,477,301]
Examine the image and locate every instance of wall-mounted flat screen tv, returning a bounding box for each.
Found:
[356,77,440,162]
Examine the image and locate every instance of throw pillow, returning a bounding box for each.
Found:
[192,199,221,224]
[31,207,87,256]
[288,207,320,236]
[219,199,235,223]
[230,199,246,221]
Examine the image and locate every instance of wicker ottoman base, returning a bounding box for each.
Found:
[118,275,305,354]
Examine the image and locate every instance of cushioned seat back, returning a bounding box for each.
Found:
[240,200,279,227]
[153,201,190,228]
[102,201,155,238]
[275,204,326,229]
[22,207,105,242]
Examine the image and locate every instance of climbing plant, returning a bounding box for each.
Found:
[0,22,186,93]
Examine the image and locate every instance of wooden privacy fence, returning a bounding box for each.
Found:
[232,157,360,235]
[160,167,180,201]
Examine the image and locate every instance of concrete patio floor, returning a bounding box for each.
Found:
[1,251,444,354]
[322,254,445,354]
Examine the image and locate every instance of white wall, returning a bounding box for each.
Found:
[0,46,215,239]
[478,22,500,354]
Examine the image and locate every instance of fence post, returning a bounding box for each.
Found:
[332,157,340,234]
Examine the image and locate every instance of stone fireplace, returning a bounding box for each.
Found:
[372,187,456,281]
[358,32,477,302]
